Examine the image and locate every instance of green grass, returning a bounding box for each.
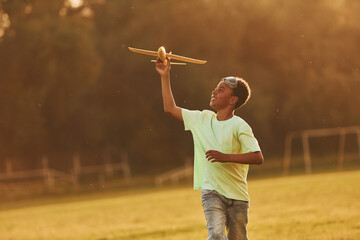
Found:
[1,170,360,240]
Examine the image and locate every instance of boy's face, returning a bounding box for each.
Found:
[210,81,236,110]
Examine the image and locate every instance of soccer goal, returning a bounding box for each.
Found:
[283,126,360,175]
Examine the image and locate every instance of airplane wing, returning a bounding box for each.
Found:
[167,53,207,64]
[128,47,158,57]
[129,46,207,64]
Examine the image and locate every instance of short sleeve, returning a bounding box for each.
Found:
[182,109,203,131]
[238,122,261,154]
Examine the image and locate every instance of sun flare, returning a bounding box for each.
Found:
[68,0,83,9]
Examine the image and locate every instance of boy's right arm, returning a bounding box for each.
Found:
[155,58,183,122]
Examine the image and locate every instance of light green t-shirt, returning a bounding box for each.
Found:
[182,109,261,201]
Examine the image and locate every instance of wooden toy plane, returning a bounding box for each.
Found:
[128,46,207,65]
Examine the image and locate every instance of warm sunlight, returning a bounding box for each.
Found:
[1,13,10,28]
[1,1,360,239]
[68,0,84,9]
[0,11,10,38]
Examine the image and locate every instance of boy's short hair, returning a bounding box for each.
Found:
[222,76,251,109]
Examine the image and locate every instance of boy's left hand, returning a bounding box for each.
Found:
[155,57,171,77]
[205,150,227,163]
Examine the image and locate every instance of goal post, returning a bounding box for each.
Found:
[283,126,360,175]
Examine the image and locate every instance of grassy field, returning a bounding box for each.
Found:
[1,170,360,240]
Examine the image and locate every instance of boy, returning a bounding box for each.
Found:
[156,58,263,240]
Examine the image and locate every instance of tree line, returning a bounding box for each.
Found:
[0,0,359,174]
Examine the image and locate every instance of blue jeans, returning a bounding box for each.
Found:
[201,189,249,240]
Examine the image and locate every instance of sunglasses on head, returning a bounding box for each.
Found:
[222,76,238,89]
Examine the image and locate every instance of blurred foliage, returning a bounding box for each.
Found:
[0,0,359,173]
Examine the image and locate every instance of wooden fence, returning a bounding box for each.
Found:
[0,157,75,192]
[155,157,193,186]
[0,152,131,193]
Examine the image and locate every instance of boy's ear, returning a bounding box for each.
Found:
[230,96,238,106]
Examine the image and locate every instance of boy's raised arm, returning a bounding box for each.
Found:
[155,58,183,122]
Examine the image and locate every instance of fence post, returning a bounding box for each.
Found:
[338,130,346,171]
[72,154,81,189]
[302,133,312,174]
[104,149,113,177]
[121,151,131,180]
[283,134,293,175]
[42,156,54,191]
[5,159,13,176]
